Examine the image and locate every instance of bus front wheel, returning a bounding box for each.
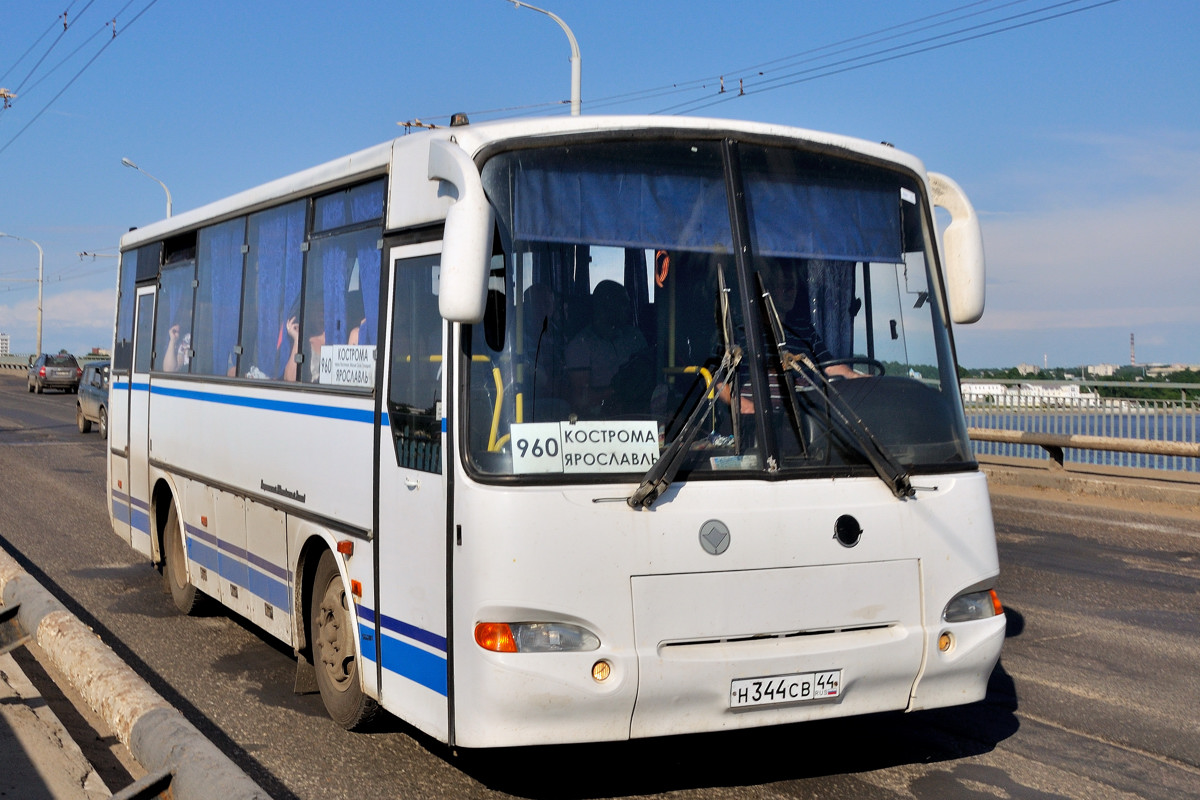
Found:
[310,550,379,730]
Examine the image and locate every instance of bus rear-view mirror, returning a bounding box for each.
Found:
[929,172,985,324]
[427,139,495,324]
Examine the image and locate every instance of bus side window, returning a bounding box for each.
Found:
[155,250,196,373]
[388,255,443,473]
[194,217,247,377]
[241,201,305,381]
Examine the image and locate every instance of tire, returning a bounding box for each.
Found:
[163,504,205,615]
[98,407,108,439]
[77,405,92,434]
[310,550,379,730]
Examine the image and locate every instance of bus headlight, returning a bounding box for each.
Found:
[942,589,1002,623]
[475,622,600,653]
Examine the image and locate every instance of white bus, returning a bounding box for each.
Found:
[107,115,1004,747]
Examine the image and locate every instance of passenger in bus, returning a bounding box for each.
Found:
[280,312,301,381]
[295,291,368,383]
[565,280,650,416]
[163,321,191,372]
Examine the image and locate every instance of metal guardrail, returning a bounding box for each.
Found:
[963,381,1199,473]
[968,427,1200,468]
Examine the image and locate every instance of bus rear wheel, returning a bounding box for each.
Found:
[310,550,378,730]
[163,504,204,615]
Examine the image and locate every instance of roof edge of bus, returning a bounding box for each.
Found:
[118,114,927,252]
[447,114,922,167]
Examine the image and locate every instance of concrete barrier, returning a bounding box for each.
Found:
[979,456,1200,510]
[0,549,270,800]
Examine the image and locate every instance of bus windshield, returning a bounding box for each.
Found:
[470,139,972,482]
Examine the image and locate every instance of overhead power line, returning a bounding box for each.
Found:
[651,0,1126,116]
[0,0,162,157]
[421,0,1126,124]
[0,10,68,85]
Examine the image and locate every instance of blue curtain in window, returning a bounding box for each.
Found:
[356,238,380,346]
[156,264,194,370]
[745,178,901,263]
[351,187,383,347]
[254,204,304,379]
[319,203,351,346]
[163,266,195,334]
[200,220,244,374]
[350,182,384,226]
[804,260,856,359]
[316,185,383,348]
[513,168,731,251]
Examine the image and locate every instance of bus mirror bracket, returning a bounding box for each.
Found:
[428,138,495,324]
[929,172,985,324]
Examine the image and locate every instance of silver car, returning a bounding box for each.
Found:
[27,353,82,394]
[76,361,110,436]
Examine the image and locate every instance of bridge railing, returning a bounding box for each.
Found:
[962,380,1200,474]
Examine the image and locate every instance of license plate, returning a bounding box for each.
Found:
[730,669,842,708]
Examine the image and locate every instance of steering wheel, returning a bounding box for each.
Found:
[819,357,886,377]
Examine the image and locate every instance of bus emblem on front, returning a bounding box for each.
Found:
[699,520,731,555]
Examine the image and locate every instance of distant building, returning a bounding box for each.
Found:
[1087,363,1118,377]
[960,382,1006,402]
[1146,363,1200,377]
[961,381,1099,407]
[1016,363,1040,376]
[0,332,9,356]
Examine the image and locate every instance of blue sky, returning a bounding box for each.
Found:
[1,0,1196,368]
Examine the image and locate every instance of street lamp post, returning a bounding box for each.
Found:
[0,232,44,355]
[508,1,581,116]
[121,157,173,217]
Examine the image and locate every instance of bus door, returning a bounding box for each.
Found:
[120,285,156,558]
[374,241,450,741]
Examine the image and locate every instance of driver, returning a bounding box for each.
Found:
[761,259,858,380]
[719,259,859,414]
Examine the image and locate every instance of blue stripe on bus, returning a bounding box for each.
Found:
[356,605,447,652]
[359,622,448,697]
[131,508,151,540]
[150,384,373,423]
[189,525,291,582]
[111,384,443,432]
[184,524,292,612]
[111,490,152,541]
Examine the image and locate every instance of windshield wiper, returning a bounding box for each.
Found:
[757,274,915,500]
[628,267,741,510]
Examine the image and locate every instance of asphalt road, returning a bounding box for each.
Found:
[1,370,1197,799]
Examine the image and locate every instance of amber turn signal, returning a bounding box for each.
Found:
[475,622,518,653]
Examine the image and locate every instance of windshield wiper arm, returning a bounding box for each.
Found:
[789,349,914,499]
[757,275,914,500]
[628,267,741,510]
